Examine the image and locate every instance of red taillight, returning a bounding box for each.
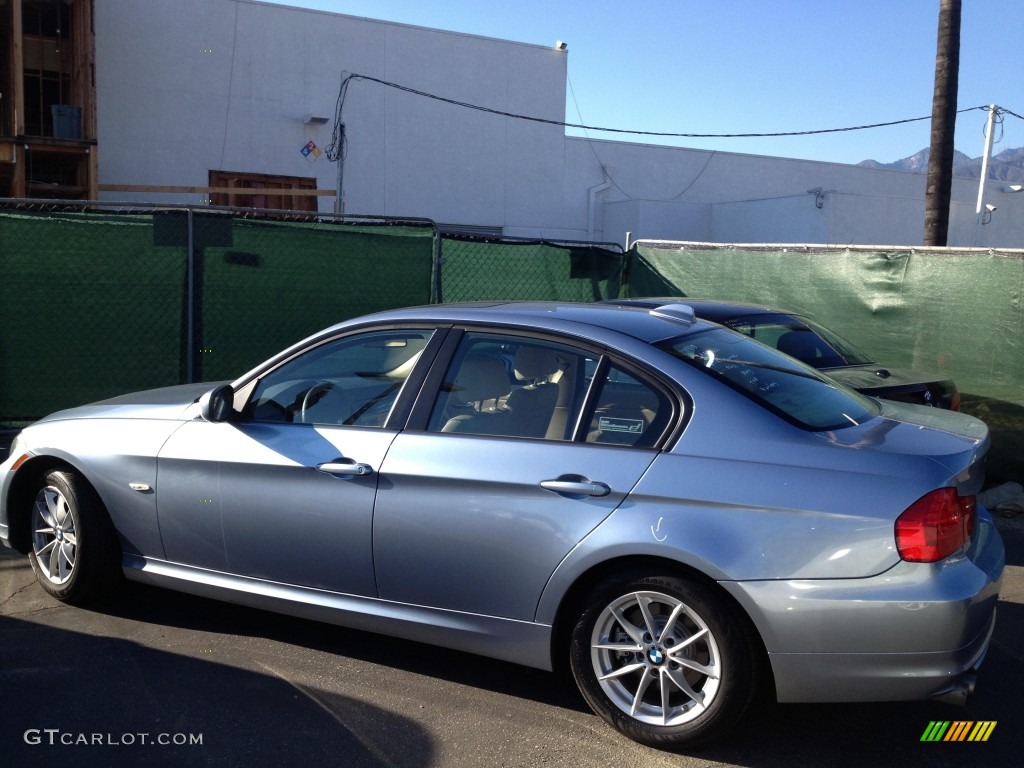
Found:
[895,489,976,563]
[949,391,961,411]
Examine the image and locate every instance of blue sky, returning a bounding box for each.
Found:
[272,0,1024,166]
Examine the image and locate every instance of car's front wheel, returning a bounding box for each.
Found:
[28,469,121,604]
[569,573,761,749]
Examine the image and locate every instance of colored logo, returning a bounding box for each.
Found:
[920,721,996,742]
[301,141,322,161]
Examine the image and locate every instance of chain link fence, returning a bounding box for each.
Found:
[635,239,1024,482]
[2,206,188,423]
[6,203,1019,481]
[0,202,437,426]
[1,202,628,429]
[437,235,626,303]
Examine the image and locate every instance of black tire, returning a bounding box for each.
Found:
[27,470,121,604]
[569,573,761,749]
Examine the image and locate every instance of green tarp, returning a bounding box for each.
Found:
[439,237,625,303]
[2,207,1021,483]
[0,211,187,419]
[0,209,434,420]
[634,242,1024,481]
[197,217,435,380]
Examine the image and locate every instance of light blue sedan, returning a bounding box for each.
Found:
[0,302,1004,748]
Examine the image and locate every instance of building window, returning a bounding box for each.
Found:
[25,144,90,198]
[209,170,319,213]
[22,0,73,138]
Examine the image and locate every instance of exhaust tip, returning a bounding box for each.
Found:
[932,673,977,706]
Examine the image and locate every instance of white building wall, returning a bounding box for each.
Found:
[93,0,1024,249]
[95,0,568,224]
[562,136,1024,247]
[711,196,828,245]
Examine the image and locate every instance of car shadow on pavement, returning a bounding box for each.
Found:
[79,578,589,713]
[0,591,436,768]
[77,576,1024,767]
[4,541,1020,766]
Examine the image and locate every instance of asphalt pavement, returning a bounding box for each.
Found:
[1,513,1021,768]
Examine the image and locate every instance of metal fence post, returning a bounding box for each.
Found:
[186,207,196,383]
[431,227,444,304]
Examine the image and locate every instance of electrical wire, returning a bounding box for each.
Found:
[984,104,1006,146]
[324,71,354,162]
[567,73,633,199]
[328,71,1003,141]
[218,2,241,168]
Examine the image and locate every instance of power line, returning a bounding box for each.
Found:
[327,72,1007,144]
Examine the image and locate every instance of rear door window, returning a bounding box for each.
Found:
[425,332,675,447]
[585,363,672,447]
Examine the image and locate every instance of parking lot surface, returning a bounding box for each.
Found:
[1,513,1021,768]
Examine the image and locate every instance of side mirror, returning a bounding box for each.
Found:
[199,384,235,423]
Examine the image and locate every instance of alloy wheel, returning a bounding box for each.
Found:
[31,485,78,585]
[590,590,722,726]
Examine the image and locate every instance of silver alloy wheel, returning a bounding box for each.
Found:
[590,590,722,726]
[31,485,78,585]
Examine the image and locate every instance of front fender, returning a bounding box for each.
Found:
[2,419,185,558]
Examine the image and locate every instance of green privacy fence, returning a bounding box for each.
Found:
[437,235,625,303]
[632,241,1024,482]
[0,205,436,422]
[1,209,187,420]
[0,204,624,426]
[194,215,435,380]
[2,204,1021,481]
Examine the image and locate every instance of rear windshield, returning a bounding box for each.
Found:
[660,328,879,430]
[716,312,874,367]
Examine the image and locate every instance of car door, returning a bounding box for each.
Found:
[155,327,439,595]
[372,330,677,621]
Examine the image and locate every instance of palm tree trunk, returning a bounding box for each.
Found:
[923,0,962,246]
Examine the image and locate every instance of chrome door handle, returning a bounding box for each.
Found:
[317,461,374,477]
[540,478,611,497]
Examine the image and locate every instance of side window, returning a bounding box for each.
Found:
[427,333,584,440]
[244,330,432,426]
[586,363,671,448]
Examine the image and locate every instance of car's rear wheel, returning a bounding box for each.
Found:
[28,470,121,604]
[569,573,760,749]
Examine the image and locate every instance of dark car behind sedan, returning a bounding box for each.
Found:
[606,298,959,409]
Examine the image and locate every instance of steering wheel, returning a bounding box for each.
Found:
[299,381,337,423]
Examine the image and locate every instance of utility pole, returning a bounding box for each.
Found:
[923,0,961,246]
[973,105,999,245]
[335,122,346,217]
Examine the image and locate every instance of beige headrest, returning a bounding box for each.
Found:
[514,345,560,381]
[452,355,511,402]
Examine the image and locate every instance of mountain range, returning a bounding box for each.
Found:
[858,146,1024,182]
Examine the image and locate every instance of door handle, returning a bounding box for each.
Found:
[540,477,611,497]
[317,460,374,477]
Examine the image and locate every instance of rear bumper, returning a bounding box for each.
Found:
[722,511,1004,703]
[764,608,996,703]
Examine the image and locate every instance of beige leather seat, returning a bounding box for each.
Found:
[441,355,513,434]
[505,345,561,438]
